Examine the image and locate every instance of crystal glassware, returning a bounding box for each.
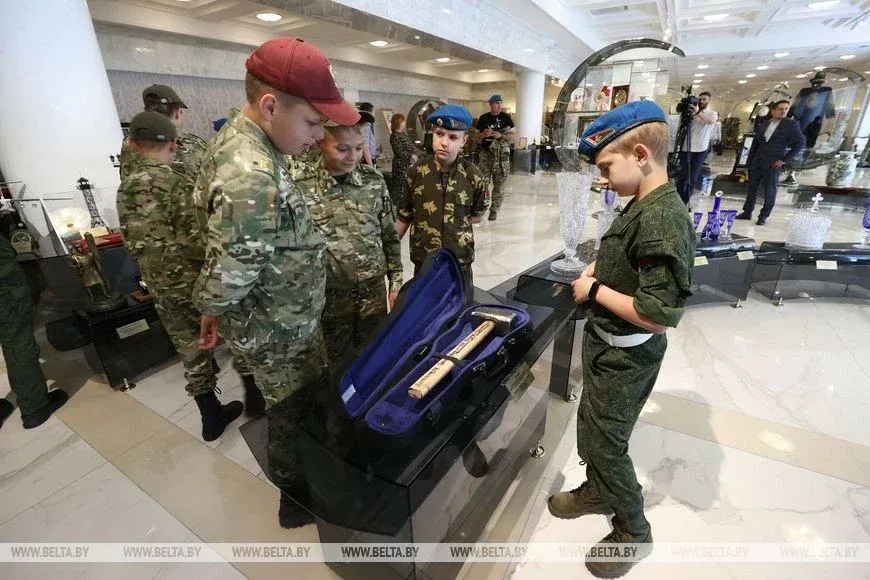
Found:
[551,172,592,277]
[854,199,870,249]
[693,212,703,232]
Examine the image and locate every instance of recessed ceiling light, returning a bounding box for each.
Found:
[697,64,709,69]
[775,52,790,58]
[369,40,388,47]
[814,65,827,70]
[256,12,282,22]
[703,13,729,22]
[414,35,421,40]
[746,73,757,78]
[838,77,848,81]
[435,57,451,63]
[441,8,452,14]
[756,65,769,70]
[135,47,154,53]
[738,79,748,84]
[694,73,705,77]
[477,68,492,73]
[808,1,840,10]
[840,54,856,60]
[693,79,702,83]
[796,74,807,78]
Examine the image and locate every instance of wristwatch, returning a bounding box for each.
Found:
[588,280,603,305]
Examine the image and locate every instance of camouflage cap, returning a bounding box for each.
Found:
[142,84,187,108]
[129,111,178,142]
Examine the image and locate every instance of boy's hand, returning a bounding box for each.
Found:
[388,292,398,310]
[582,261,596,278]
[198,315,220,349]
[572,276,596,304]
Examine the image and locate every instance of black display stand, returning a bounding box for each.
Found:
[751,241,870,305]
[691,234,758,307]
[793,184,869,211]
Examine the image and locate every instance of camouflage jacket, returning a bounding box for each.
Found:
[292,158,403,292]
[192,108,326,350]
[397,155,486,265]
[119,130,207,182]
[589,183,695,335]
[116,159,203,298]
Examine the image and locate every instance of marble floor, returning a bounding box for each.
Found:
[1,168,869,580]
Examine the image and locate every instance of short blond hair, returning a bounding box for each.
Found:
[129,139,172,156]
[244,72,306,108]
[602,121,669,166]
[323,124,363,140]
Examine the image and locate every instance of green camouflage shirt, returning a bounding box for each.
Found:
[397,155,486,265]
[116,159,202,297]
[192,108,326,350]
[119,130,207,183]
[588,183,695,335]
[292,158,403,292]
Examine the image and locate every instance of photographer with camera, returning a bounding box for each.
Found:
[674,90,717,204]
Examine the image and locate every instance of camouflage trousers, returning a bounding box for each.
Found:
[239,329,329,492]
[479,147,511,212]
[152,288,253,397]
[321,278,388,370]
[576,326,665,532]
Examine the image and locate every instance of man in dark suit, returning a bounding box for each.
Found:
[737,100,805,225]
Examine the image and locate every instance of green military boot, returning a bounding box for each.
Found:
[547,480,613,519]
[585,513,653,579]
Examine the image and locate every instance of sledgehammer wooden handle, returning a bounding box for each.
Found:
[408,321,495,400]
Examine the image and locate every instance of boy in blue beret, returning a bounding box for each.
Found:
[549,100,695,578]
[395,104,486,293]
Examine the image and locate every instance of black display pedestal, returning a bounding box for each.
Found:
[690,234,758,307]
[752,241,870,305]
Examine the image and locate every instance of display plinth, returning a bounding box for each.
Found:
[752,242,870,304]
[690,234,758,307]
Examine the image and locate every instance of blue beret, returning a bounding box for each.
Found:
[213,117,228,132]
[489,94,502,104]
[578,100,667,164]
[427,104,473,131]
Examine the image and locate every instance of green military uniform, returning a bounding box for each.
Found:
[579,182,694,534]
[117,158,224,397]
[119,130,207,182]
[478,137,511,211]
[397,154,486,289]
[193,108,328,491]
[292,157,403,367]
[0,235,50,416]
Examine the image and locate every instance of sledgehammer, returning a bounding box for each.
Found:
[408,307,518,400]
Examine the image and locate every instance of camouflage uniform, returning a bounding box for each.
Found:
[119,130,207,182]
[478,137,511,212]
[192,108,328,491]
[578,182,694,534]
[116,159,223,397]
[292,157,403,367]
[0,235,50,415]
[397,155,486,290]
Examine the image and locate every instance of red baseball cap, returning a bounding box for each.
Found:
[246,38,359,127]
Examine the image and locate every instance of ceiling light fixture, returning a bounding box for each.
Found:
[814,65,827,70]
[441,8,452,15]
[775,51,790,58]
[256,12,282,22]
[477,68,492,73]
[693,80,702,84]
[414,35,421,40]
[738,80,748,84]
[756,64,769,70]
[840,54,856,60]
[703,13,729,22]
[746,73,757,78]
[796,73,807,78]
[694,73,705,77]
[838,77,848,81]
[369,40,388,47]
[697,64,709,69]
[807,1,840,10]
[435,57,451,63]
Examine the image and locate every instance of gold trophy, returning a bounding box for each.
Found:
[68,232,126,314]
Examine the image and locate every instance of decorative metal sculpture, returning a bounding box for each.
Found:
[68,232,125,313]
[75,177,106,229]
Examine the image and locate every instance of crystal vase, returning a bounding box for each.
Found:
[551,172,592,277]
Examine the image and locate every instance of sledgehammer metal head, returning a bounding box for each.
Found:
[471,307,518,335]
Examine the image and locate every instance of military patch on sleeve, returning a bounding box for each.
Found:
[583,127,616,149]
[252,158,273,172]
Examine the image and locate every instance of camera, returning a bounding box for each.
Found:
[675,85,698,118]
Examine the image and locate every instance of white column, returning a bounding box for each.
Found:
[516,69,546,143]
[0,0,123,252]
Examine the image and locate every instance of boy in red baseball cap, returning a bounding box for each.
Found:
[192,38,358,528]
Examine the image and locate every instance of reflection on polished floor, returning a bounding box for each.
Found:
[1,168,869,579]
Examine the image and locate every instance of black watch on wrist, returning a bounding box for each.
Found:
[588,280,602,304]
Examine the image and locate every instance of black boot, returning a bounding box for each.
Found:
[0,399,14,431]
[22,389,69,430]
[488,210,498,221]
[279,493,315,529]
[194,391,243,442]
[242,375,266,418]
[735,211,752,220]
[585,512,653,579]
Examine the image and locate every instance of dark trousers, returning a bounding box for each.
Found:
[743,163,781,219]
[0,288,49,415]
[675,151,708,204]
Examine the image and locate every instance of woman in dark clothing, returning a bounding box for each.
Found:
[389,114,420,205]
